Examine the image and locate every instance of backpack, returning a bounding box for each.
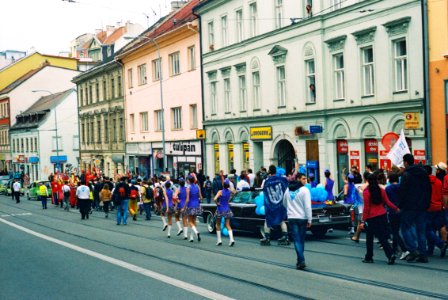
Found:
[130,188,138,199]
[118,186,126,198]
[145,186,154,200]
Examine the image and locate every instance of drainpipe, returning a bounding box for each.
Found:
[422,0,432,164]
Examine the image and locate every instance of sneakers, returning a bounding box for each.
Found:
[362,258,374,263]
[416,255,429,263]
[229,240,235,247]
[216,241,222,246]
[260,235,271,246]
[406,250,420,263]
[296,262,306,270]
[197,233,201,242]
[162,225,168,231]
[349,227,355,235]
[189,239,194,243]
[387,255,396,265]
[177,229,183,236]
[440,242,448,258]
[400,251,410,260]
[278,236,290,246]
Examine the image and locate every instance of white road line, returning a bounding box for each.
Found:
[0,217,234,300]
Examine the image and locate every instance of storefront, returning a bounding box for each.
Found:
[364,139,379,170]
[169,140,203,179]
[336,140,349,191]
[214,144,220,174]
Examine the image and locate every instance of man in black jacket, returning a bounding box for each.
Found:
[113,177,130,225]
[399,154,431,262]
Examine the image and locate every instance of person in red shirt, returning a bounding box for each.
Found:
[361,173,399,264]
[424,165,447,257]
[51,178,60,206]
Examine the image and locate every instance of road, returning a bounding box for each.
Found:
[1,195,447,299]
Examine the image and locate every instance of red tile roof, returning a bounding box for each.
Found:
[104,27,126,45]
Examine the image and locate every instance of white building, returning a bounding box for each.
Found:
[195,0,425,191]
[10,89,80,182]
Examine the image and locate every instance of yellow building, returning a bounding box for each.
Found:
[0,52,78,91]
[428,0,448,163]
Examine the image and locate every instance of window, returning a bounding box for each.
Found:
[140,112,149,131]
[103,80,107,100]
[52,136,62,151]
[152,59,162,81]
[84,88,88,105]
[394,39,407,92]
[249,2,258,37]
[210,81,217,115]
[118,76,122,96]
[129,114,135,133]
[119,117,124,141]
[73,135,79,150]
[188,46,196,71]
[91,121,94,143]
[221,15,228,47]
[138,64,147,85]
[239,75,247,111]
[127,68,133,88]
[112,118,117,142]
[306,59,316,103]
[12,139,15,152]
[26,138,29,152]
[252,71,261,109]
[86,122,90,144]
[331,0,342,10]
[95,82,99,101]
[362,47,374,96]
[155,110,163,131]
[333,54,345,99]
[79,88,83,106]
[111,78,115,99]
[21,138,24,152]
[275,0,283,29]
[190,104,198,129]
[34,137,37,152]
[81,123,85,144]
[236,9,243,43]
[89,86,93,104]
[171,107,182,129]
[169,52,180,76]
[224,78,231,113]
[208,21,215,49]
[277,66,286,106]
[104,118,109,143]
[97,120,101,143]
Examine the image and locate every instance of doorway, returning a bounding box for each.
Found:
[275,139,295,175]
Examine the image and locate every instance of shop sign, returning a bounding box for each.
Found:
[404,112,420,129]
[309,125,323,134]
[414,149,426,164]
[381,132,399,151]
[170,141,201,156]
[337,140,348,154]
[28,157,39,164]
[196,129,206,140]
[364,139,378,153]
[379,150,391,171]
[250,126,272,140]
[350,151,360,169]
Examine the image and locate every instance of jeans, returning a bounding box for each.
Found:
[78,199,90,219]
[365,214,394,260]
[425,211,445,249]
[14,191,20,203]
[143,202,152,220]
[103,201,110,215]
[388,214,407,253]
[116,199,129,224]
[40,196,47,209]
[205,192,212,204]
[289,219,308,264]
[53,192,59,205]
[64,195,70,210]
[400,210,427,256]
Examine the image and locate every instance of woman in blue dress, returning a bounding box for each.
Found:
[174,178,188,239]
[162,181,175,238]
[323,169,335,202]
[214,179,235,246]
[182,175,203,242]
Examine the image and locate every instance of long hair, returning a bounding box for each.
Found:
[367,173,382,205]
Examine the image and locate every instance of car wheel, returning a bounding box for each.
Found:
[311,227,327,239]
[206,213,216,234]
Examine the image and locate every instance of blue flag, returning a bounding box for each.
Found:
[263,175,289,227]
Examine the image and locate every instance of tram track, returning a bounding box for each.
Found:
[1,203,447,299]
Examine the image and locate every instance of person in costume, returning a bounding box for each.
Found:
[214,179,235,246]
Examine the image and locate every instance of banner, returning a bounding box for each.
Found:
[263,175,289,227]
[386,129,410,167]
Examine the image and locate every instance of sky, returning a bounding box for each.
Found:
[0,0,171,55]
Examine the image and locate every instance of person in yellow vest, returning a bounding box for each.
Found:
[39,182,48,209]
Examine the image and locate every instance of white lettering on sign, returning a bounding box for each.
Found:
[170,141,201,156]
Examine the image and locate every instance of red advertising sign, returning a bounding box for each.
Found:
[381,132,399,151]
[350,150,360,169]
[379,150,392,171]
[364,139,378,153]
[337,140,348,154]
[413,150,426,165]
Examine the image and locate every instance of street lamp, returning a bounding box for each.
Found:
[32,90,61,172]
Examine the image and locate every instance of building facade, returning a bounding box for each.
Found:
[73,61,126,177]
[195,0,425,191]
[9,89,79,182]
[117,0,203,178]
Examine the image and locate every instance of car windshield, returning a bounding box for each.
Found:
[232,190,261,204]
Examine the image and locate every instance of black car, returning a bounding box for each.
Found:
[201,189,351,238]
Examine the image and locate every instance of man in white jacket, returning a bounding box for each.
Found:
[283,173,312,270]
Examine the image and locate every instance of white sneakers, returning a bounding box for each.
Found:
[400,251,410,260]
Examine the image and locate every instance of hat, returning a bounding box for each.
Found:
[435,162,447,171]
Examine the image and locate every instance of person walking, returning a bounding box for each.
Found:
[99,184,112,218]
[128,180,140,221]
[62,181,71,211]
[76,182,91,220]
[39,182,48,209]
[361,173,399,265]
[203,176,213,204]
[399,154,431,263]
[214,179,235,246]
[283,173,312,270]
[182,175,203,242]
[323,169,335,203]
[113,177,130,225]
[141,181,154,221]
[162,181,175,238]
[174,178,188,239]
[13,179,21,203]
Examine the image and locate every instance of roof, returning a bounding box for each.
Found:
[24,88,75,114]
[104,27,126,45]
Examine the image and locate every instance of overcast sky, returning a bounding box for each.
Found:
[0,0,171,55]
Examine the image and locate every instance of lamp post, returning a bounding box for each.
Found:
[32,90,60,172]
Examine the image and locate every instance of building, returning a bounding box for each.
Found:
[0,63,80,173]
[0,50,27,69]
[117,0,203,178]
[72,61,126,177]
[195,0,425,191]
[428,0,447,164]
[9,89,79,182]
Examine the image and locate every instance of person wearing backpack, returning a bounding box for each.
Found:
[62,181,71,211]
[141,181,154,220]
[203,176,213,204]
[113,177,130,225]
[128,180,140,221]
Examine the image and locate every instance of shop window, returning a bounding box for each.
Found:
[364,139,378,171]
[214,143,220,174]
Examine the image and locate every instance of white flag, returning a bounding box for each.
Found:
[386,129,410,167]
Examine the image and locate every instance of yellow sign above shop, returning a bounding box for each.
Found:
[196,129,206,140]
[404,112,420,129]
[250,126,272,140]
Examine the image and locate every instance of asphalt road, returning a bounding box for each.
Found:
[1,195,447,300]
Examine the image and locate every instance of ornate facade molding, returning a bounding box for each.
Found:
[383,17,411,37]
[352,27,377,45]
[324,35,347,52]
[268,45,288,65]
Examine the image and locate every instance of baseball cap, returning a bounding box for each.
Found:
[435,162,447,171]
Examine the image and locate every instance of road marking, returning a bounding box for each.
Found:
[0,217,234,300]
[0,213,32,217]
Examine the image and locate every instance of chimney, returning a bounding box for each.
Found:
[171,1,186,12]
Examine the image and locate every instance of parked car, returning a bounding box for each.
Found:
[6,179,25,196]
[0,179,9,194]
[25,181,52,200]
[201,189,351,238]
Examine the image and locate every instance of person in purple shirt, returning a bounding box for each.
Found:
[214,179,235,246]
[323,169,335,202]
[162,181,175,238]
[182,175,203,242]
